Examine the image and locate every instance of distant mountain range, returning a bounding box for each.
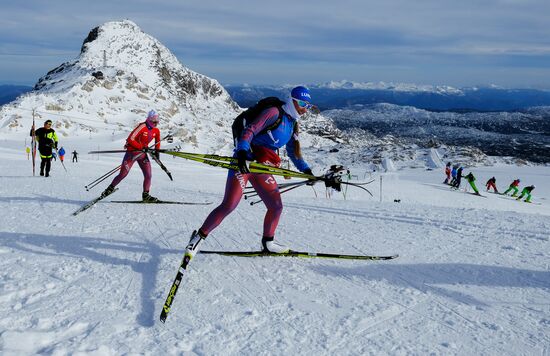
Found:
[6,82,550,112]
[225,83,550,112]
[323,104,550,164]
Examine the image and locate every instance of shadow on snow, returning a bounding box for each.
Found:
[311,263,550,306]
[0,231,182,328]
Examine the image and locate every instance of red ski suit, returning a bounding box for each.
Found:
[110,122,160,192]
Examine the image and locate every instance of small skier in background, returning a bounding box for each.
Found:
[72,150,78,163]
[485,177,499,194]
[451,166,464,189]
[100,110,161,202]
[516,185,535,203]
[58,146,66,163]
[503,179,521,197]
[450,164,458,186]
[26,146,30,160]
[444,162,452,184]
[464,172,481,195]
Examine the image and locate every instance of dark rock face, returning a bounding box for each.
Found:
[91,71,104,80]
[34,62,75,90]
[81,27,100,53]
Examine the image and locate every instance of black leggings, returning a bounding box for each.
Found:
[40,157,51,175]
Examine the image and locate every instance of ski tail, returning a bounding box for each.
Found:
[72,188,119,216]
[160,231,205,323]
[160,253,191,323]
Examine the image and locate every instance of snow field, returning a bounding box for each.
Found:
[0,139,548,355]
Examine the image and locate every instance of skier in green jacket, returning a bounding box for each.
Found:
[516,185,535,203]
[503,179,521,196]
[464,172,480,195]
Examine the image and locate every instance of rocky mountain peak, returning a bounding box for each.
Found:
[2,20,241,152]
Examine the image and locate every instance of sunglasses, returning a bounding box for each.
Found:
[293,98,313,109]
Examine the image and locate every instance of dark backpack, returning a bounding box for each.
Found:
[232,97,286,145]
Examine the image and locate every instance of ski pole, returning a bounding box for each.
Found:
[149,152,173,181]
[249,181,309,206]
[244,180,308,200]
[243,180,306,199]
[85,165,121,191]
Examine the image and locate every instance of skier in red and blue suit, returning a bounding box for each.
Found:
[100,110,161,202]
[185,86,315,256]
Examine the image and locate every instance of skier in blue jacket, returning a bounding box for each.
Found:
[185,86,315,258]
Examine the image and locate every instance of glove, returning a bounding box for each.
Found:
[54,142,58,150]
[236,150,251,174]
[303,168,316,186]
[152,150,160,160]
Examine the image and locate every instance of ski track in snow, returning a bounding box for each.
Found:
[0,143,549,355]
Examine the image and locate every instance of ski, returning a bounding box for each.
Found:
[31,118,36,176]
[199,250,399,260]
[72,188,119,216]
[159,230,206,324]
[450,188,486,198]
[159,252,192,323]
[109,200,212,205]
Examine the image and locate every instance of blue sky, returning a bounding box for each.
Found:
[1,0,549,88]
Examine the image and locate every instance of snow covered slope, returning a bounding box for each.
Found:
[0,137,548,354]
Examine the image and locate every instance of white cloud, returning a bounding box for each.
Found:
[1,0,549,87]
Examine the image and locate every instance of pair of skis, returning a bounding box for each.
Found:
[159,246,398,323]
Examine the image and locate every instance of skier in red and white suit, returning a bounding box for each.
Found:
[100,110,161,202]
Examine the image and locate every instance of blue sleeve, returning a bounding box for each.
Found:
[286,137,310,172]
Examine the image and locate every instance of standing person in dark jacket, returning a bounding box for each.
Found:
[30,120,59,177]
[451,167,464,189]
[72,150,78,163]
[486,177,498,193]
[450,164,458,186]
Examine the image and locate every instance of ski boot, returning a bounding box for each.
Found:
[100,185,116,199]
[142,191,160,203]
[261,236,290,254]
[185,230,206,260]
